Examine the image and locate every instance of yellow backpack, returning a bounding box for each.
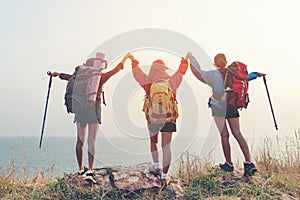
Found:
[143,80,179,124]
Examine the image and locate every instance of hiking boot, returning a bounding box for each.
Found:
[77,166,88,177]
[244,162,257,177]
[85,170,97,184]
[149,166,161,177]
[220,162,234,172]
[161,176,171,187]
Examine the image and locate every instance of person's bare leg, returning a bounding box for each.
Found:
[213,116,232,164]
[87,123,99,170]
[161,132,173,174]
[76,122,87,170]
[227,118,251,162]
[149,131,159,164]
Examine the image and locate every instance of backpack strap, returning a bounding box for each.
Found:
[222,68,231,90]
[101,90,106,106]
[144,83,151,96]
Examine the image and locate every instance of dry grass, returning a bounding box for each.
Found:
[1,132,300,199]
[179,131,300,199]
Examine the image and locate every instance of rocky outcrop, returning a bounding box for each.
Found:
[71,162,184,199]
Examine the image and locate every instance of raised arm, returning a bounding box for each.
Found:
[169,57,188,91]
[189,54,210,84]
[131,58,149,87]
[99,53,131,86]
[99,63,123,86]
[187,52,228,97]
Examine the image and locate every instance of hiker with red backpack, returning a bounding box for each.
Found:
[186,52,264,177]
[51,53,131,184]
[130,54,188,185]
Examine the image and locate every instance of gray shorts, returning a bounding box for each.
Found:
[74,104,101,126]
[211,104,240,119]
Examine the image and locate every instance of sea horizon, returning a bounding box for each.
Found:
[0,134,285,179]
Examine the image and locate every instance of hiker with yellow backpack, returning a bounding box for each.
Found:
[130,54,188,185]
[186,52,265,177]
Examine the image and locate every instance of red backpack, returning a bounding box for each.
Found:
[225,61,249,109]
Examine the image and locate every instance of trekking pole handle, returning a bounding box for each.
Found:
[47,71,53,88]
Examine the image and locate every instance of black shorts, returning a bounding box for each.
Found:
[148,122,176,133]
[211,104,240,119]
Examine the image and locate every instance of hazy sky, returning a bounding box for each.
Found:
[0,0,299,139]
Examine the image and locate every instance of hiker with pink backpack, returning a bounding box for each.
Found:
[50,53,132,184]
[186,52,265,177]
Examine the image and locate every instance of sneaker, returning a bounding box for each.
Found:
[149,166,161,177]
[77,166,88,177]
[244,162,257,177]
[85,170,97,184]
[161,176,171,187]
[220,162,234,172]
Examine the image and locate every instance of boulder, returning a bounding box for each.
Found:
[71,162,184,199]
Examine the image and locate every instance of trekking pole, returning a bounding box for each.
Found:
[262,75,278,130]
[39,71,53,148]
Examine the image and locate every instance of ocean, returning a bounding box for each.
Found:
[0,134,285,179]
[0,136,157,179]
[0,135,222,179]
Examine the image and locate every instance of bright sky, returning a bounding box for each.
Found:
[0,0,299,140]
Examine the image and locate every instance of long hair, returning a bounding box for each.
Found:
[214,53,227,74]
